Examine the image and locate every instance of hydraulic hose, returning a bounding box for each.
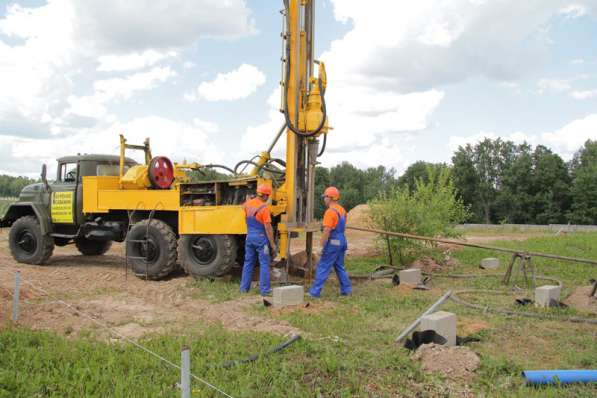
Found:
[202,164,236,175]
[317,132,327,157]
[219,335,301,369]
[451,288,597,325]
[234,160,285,176]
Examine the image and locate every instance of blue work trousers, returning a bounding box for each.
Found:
[240,238,271,296]
[309,246,352,297]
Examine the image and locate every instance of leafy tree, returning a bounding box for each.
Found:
[369,166,469,264]
[452,138,516,223]
[0,175,36,197]
[531,146,571,223]
[398,161,450,193]
[568,140,597,224]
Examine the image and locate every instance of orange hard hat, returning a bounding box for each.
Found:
[257,184,272,196]
[323,186,340,200]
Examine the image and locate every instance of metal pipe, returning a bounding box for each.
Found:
[346,226,597,266]
[181,347,191,398]
[12,271,21,322]
[267,123,288,154]
[395,290,452,343]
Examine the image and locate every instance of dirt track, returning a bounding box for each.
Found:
[0,238,301,340]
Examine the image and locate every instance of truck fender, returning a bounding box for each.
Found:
[1,203,53,235]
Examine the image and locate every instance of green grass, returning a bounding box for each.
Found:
[2,232,597,397]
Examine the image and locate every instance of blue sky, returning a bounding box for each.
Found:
[0,0,596,177]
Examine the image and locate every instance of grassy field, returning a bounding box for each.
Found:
[1,233,596,397]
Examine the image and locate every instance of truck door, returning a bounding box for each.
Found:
[51,161,79,226]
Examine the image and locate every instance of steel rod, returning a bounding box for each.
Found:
[347,226,597,266]
[395,290,452,343]
[12,271,21,322]
[181,347,191,398]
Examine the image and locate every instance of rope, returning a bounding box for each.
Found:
[1,269,234,398]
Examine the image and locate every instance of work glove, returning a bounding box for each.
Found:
[271,244,279,259]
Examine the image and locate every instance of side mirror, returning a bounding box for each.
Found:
[41,164,50,191]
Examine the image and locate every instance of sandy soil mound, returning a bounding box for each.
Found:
[413,343,480,382]
[347,204,373,228]
[564,286,597,315]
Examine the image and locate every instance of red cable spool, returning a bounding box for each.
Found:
[148,156,174,189]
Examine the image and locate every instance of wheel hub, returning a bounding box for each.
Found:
[138,237,159,263]
[191,236,217,265]
[17,230,37,254]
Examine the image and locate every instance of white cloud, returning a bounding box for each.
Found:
[570,89,597,100]
[449,114,597,160]
[0,116,223,177]
[560,4,589,18]
[570,58,585,65]
[65,67,176,120]
[194,64,266,102]
[72,0,255,52]
[324,0,571,93]
[538,78,572,94]
[97,50,176,72]
[0,0,256,141]
[542,114,597,157]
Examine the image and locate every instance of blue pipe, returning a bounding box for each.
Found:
[523,370,597,385]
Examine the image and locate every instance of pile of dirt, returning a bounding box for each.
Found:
[564,286,597,315]
[347,204,373,228]
[409,256,442,273]
[412,343,480,382]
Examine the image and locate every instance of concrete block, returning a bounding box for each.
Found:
[419,311,457,346]
[535,285,561,308]
[273,285,304,308]
[480,257,500,269]
[399,269,422,285]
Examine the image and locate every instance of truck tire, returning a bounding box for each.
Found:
[75,238,112,256]
[8,215,54,265]
[127,219,177,280]
[178,234,237,279]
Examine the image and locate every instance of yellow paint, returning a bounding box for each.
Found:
[83,176,178,214]
[179,206,247,235]
[120,165,151,189]
[51,191,74,224]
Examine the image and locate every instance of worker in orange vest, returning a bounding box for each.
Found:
[308,186,352,297]
[240,184,277,296]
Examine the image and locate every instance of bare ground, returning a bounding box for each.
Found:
[0,225,547,341]
[0,240,300,340]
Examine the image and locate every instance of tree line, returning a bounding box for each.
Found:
[2,138,596,224]
[0,175,36,198]
[314,139,597,225]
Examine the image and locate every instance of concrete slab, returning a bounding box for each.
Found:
[273,285,304,308]
[419,311,457,346]
[399,269,422,285]
[480,257,500,270]
[535,285,561,308]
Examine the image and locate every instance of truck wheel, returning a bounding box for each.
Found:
[127,219,177,280]
[8,215,54,265]
[179,234,237,279]
[75,238,112,255]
